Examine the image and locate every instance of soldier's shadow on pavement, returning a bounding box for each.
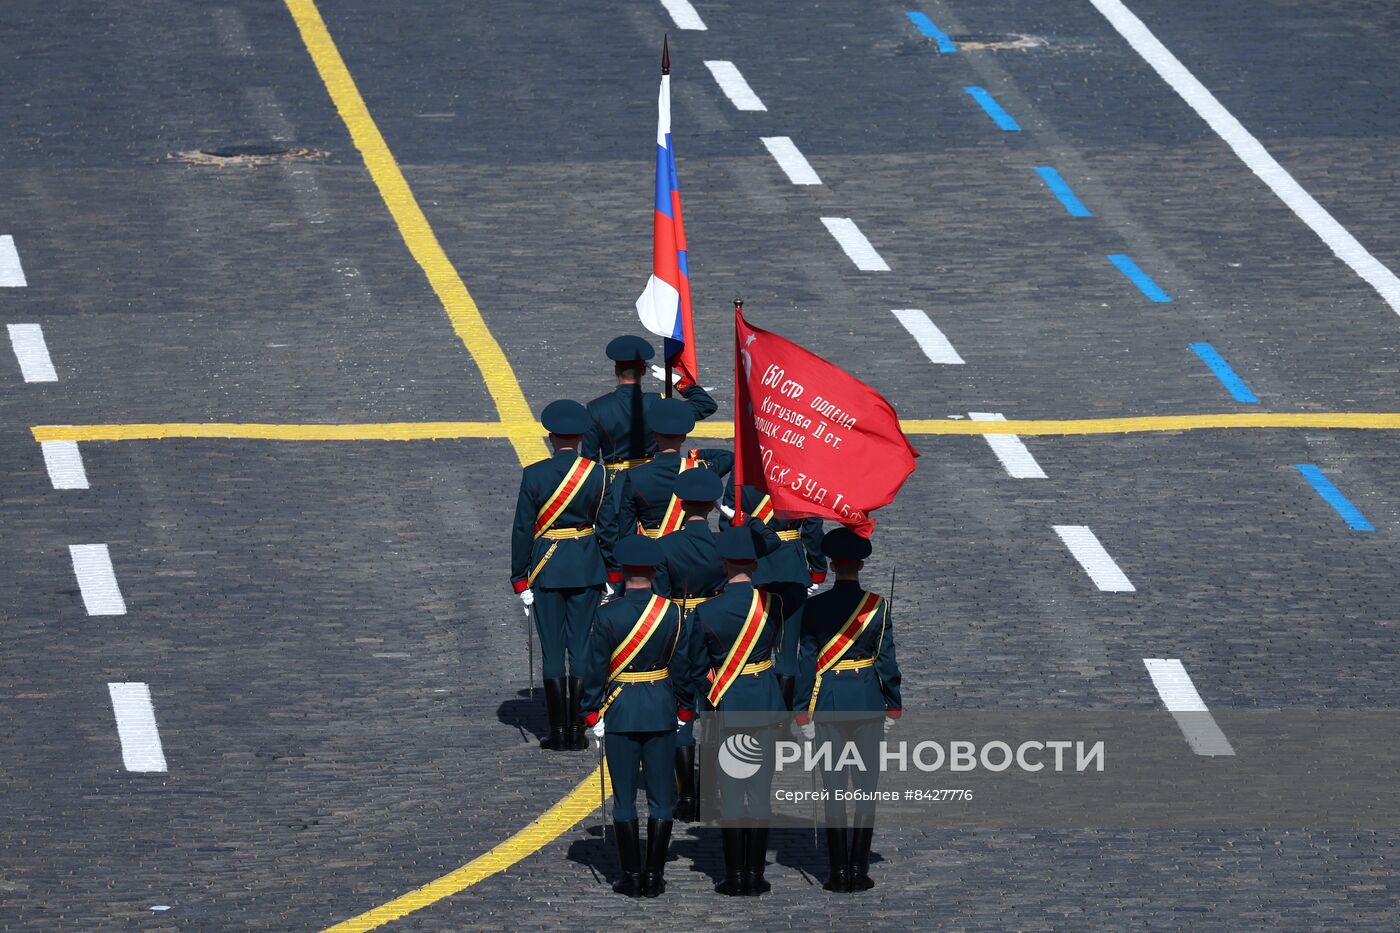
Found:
[565,825,618,888]
[496,689,545,743]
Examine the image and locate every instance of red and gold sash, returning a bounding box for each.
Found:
[807,592,883,715]
[534,457,598,538]
[654,449,704,536]
[608,595,672,680]
[750,494,774,523]
[816,592,883,674]
[707,590,769,707]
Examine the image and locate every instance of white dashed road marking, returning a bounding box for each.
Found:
[41,440,89,489]
[69,544,127,616]
[968,412,1047,478]
[704,61,767,111]
[108,683,168,772]
[7,323,58,382]
[1052,525,1135,592]
[658,0,707,31]
[821,217,890,271]
[760,136,822,185]
[891,309,964,364]
[1142,658,1236,757]
[0,235,26,286]
[1092,0,1400,316]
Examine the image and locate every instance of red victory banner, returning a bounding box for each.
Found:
[733,304,919,536]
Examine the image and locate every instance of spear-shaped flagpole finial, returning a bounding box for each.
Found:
[662,34,670,75]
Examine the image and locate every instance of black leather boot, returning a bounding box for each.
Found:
[823,827,851,892]
[746,827,771,894]
[777,674,796,712]
[672,746,698,822]
[641,817,672,897]
[848,825,875,891]
[714,827,746,896]
[565,676,587,750]
[540,678,567,751]
[611,820,642,896]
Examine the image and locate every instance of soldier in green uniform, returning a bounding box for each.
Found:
[581,335,717,475]
[580,535,703,898]
[793,529,903,893]
[693,524,788,897]
[509,400,608,752]
[648,467,746,821]
[721,483,825,709]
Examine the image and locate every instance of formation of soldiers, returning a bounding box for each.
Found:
[510,335,903,897]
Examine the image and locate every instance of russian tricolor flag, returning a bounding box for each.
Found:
[635,41,698,387]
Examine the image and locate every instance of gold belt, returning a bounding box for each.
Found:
[540,526,595,540]
[613,668,669,683]
[831,658,874,672]
[676,595,712,610]
[739,659,773,676]
[775,529,800,542]
[638,525,665,539]
[608,457,652,472]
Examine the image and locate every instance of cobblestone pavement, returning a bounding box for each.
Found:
[1,0,1398,929]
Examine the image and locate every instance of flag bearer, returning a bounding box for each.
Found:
[509,400,608,752]
[580,535,703,898]
[793,529,903,893]
[693,525,788,896]
[582,335,717,475]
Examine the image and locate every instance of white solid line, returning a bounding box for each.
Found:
[658,0,707,30]
[1052,525,1135,592]
[1142,659,1236,757]
[108,683,168,772]
[7,324,58,382]
[760,136,822,185]
[69,544,127,616]
[821,217,890,272]
[891,310,963,364]
[41,440,89,490]
[1091,0,1400,316]
[703,61,767,112]
[0,235,26,287]
[968,412,1047,478]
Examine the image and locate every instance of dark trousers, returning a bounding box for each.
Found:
[817,717,883,825]
[716,723,779,823]
[533,586,600,679]
[606,730,676,821]
[766,581,808,678]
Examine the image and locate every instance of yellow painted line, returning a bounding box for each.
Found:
[284,0,547,465]
[31,412,1400,444]
[323,764,612,932]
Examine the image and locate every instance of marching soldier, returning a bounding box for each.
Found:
[722,483,825,709]
[793,529,902,893]
[648,466,730,821]
[580,535,703,898]
[598,397,732,575]
[509,400,608,753]
[582,335,718,475]
[692,524,788,897]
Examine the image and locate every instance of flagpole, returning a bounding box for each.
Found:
[661,37,674,400]
[732,298,746,526]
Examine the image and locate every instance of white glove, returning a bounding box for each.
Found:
[518,588,535,615]
[691,718,705,744]
[649,364,682,385]
[790,719,815,741]
[589,720,605,742]
[603,582,616,599]
[676,717,687,731]
[806,583,820,596]
[719,503,735,519]
[883,716,896,735]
